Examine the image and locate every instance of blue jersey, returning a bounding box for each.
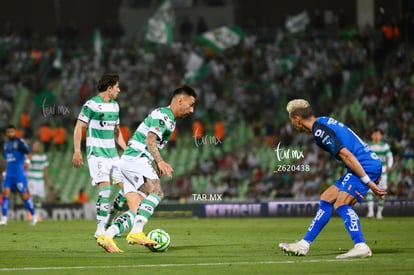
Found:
[312,117,380,173]
[3,138,30,176]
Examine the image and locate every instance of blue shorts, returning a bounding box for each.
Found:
[2,173,28,194]
[334,167,382,203]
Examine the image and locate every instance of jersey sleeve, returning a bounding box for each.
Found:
[313,122,344,156]
[78,100,94,124]
[148,117,168,140]
[19,138,30,154]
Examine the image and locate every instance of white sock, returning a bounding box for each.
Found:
[355,243,368,249]
[104,225,120,239]
[130,216,148,234]
[299,239,310,248]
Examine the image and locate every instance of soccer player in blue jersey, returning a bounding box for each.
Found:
[279,99,387,259]
[1,125,37,225]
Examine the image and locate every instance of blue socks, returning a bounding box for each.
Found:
[336,205,365,244]
[23,197,36,215]
[303,201,366,246]
[2,197,10,216]
[304,200,333,243]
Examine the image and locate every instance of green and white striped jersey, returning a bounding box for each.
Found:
[78,95,120,158]
[27,154,48,182]
[368,140,393,173]
[124,107,175,160]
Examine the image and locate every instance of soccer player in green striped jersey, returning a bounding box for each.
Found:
[97,85,197,253]
[366,128,393,219]
[27,141,50,219]
[72,74,127,238]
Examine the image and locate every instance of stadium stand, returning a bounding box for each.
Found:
[1,19,414,203]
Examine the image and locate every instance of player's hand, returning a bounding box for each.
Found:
[72,151,83,168]
[157,161,173,178]
[374,176,382,185]
[368,181,387,197]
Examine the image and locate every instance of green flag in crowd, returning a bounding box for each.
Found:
[185,52,210,83]
[196,25,245,52]
[285,11,310,33]
[145,0,175,45]
[92,29,103,67]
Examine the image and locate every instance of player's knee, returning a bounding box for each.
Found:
[156,189,164,199]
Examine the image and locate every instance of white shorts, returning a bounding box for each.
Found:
[28,179,46,199]
[120,155,158,195]
[87,155,122,186]
[377,174,388,190]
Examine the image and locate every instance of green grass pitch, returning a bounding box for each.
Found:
[0,217,413,274]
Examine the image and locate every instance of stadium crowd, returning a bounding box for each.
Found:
[0,18,413,202]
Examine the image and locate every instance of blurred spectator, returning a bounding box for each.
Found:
[214,120,225,149]
[0,105,10,133]
[39,123,54,152]
[20,110,32,138]
[75,188,89,204]
[247,151,260,169]
[119,124,131,143]
[14,127,24,138]
[53,125,67,151]
[192,119,204,147]
[264,117,275,148]
[46,186,60,203]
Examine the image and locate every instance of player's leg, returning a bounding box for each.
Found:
[15,174,37,225]
[104,191,143,238]
[279,185,337,256]
[28,180,44,222]
[334,174,373,259]
[376,176,387,219]
[97,159,145,252]
[1,186,11,225]
[88,155,113,238]
[95,183,111,237]
[127,179,163,246]
[106,187,126,228]
[106,160,127,228]
[20,191,37,225]
[365,190,375,217]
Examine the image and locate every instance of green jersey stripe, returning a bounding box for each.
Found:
[78,95,121,158]
[124,107,175,160]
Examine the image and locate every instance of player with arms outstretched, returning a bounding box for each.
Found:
[97,85,197,253]
[279,99,387,259]
[72,74,127,238]
[1,125,37,225]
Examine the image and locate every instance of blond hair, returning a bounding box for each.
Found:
[286,99,313,118]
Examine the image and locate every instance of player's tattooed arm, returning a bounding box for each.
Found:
[146,132,164,164]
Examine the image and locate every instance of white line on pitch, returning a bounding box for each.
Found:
[0,259,367,272]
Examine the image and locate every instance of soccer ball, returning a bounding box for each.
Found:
[147,229,171,252]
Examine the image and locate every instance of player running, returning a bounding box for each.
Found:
[72,74,127,238]
[1,125,37,225]
[97,85,197,253]
[366,128,393,219]
[279,99,387,259]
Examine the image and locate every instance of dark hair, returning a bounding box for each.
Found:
[372,128,383,134]
[6,124,16,130]
[97,74,119,92]
[172,85,197,99]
